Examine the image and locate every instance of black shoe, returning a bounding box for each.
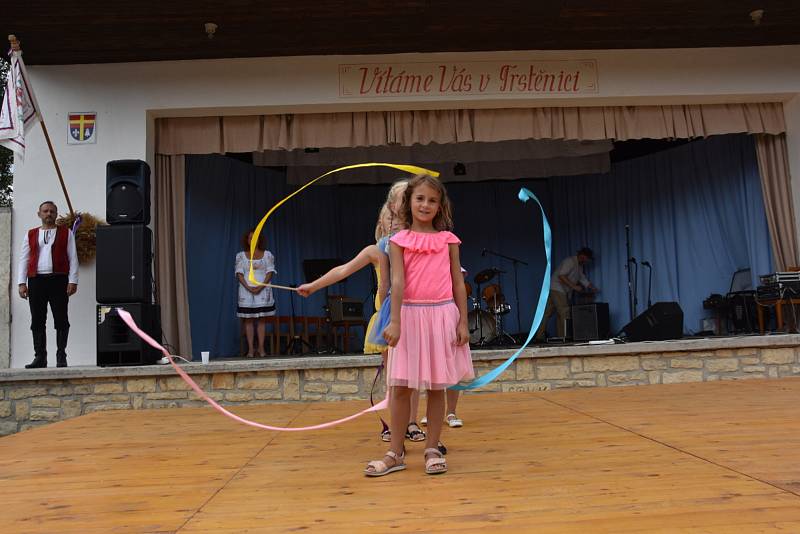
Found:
[56,329,68,367]
[25,355,47,369]
[28,330,47,368]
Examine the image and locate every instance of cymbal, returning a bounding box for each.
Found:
[473,267,505,285]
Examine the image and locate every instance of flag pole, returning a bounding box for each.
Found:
[8,35,75,216]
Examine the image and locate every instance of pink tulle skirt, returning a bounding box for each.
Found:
[388,300,474,390]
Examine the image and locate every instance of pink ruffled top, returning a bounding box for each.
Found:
[390,230,461,302]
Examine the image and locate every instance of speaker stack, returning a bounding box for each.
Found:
[96,160,161,366]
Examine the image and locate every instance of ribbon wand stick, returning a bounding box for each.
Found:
[261,283,298,292]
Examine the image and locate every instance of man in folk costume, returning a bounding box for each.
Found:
[17,201,79,368]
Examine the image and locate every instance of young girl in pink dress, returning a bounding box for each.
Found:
[365,174,473,477]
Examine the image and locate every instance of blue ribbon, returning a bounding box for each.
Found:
[451,187,551,390]
[71,214,82,234]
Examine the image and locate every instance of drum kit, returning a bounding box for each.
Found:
[465,267,517,346]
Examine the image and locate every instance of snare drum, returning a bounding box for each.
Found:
[482,284,512,315]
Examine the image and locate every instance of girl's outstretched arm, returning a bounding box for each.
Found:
[449,244,470,346]
[297,245,379,297]
[383,242,405,346]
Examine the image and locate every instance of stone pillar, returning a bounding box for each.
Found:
[0,207,11,369]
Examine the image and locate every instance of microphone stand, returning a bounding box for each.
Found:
[483,248,528,339]
[641,261,653,309]
[625,225,636,321]
[286,282,314,356]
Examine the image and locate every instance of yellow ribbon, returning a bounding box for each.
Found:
[248,163,440,287]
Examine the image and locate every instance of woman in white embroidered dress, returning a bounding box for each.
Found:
[235,229,277,357]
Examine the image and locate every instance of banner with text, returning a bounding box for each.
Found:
[339,59,598,98]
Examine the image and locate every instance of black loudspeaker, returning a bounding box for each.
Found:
[96,225,153,303]
[97,304,161,366]
[572,303,610,341]
[107,159,150,224]
[328,296,365,322]
[729,292,758,333]
[622,302,684,341]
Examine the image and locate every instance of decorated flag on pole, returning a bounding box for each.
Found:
[0,49,41,161]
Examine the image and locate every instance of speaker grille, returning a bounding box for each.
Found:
[106,159,150,225]
[96,225,153,303]
[107,181,144,221]
[572,303,610,341]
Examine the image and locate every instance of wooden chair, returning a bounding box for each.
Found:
[264,316,280,355]
[286,315,312,355]
[332,319,367,354]
[237,316,281,356]
[305,316,330,351]
[273,316,295,355]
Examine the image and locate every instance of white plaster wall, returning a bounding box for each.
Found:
[9,45,800,367]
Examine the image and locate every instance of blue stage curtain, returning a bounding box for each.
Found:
[185,133,772,357]
[547,133,773,335]
[184,156,550,358]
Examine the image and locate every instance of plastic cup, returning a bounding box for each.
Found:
[201,351,210,364]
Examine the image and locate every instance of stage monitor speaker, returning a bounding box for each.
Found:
[97,303,161,366]
[622,302,684,341]
[572,303,610,341]
[96,224,153,303]
[107,159,150,224]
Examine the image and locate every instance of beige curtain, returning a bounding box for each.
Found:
[155,103,786,154]
[755,134,799,270]
[154,155,193,357]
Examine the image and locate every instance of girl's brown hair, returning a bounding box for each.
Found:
[241,228,264,252]
[399,174,454,231]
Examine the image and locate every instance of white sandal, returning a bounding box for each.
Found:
[446,413,463,428]
[364,450,406,477]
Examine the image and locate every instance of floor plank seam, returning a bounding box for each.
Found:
[172,403,312,533]
[535,394,800,499]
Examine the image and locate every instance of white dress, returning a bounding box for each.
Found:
[235,251,277,318]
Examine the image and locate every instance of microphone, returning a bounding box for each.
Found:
[641,261,651,267]
[481,248,487,257]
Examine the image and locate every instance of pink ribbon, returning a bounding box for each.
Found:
[117,309,388,431]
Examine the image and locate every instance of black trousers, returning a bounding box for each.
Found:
[28,274,70,332]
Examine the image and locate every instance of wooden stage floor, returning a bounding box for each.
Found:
[3,378,800,533]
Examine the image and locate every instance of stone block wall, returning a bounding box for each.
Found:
[2,343,800,436]
[0,207,11,369]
